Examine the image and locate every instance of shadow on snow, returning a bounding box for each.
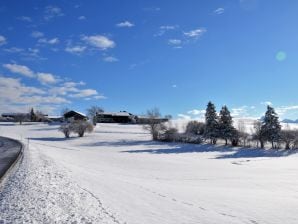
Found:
[120,141,298,158]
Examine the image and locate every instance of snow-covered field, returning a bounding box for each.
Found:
[1,122,298,224]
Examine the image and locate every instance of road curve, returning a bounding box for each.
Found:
[0,136,23,182]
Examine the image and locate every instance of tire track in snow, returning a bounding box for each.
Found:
[0,142,126,224]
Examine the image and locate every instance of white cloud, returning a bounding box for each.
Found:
[177,114,192,120]
[116,21,135,27]
[3,63,35,77]
[160,25,177,30]
[1,62,106,113]
[31,31,44,38]
[94,95,106,100]
[103,56,118,62]
[82,35,115,50]
[168,39,182,45]
[65,46,86,54]
[4,47,24,53]
[143,7,161,12]
[187,109,205,116]
[231,106,249,118]
[172,84,177,88]
[37,73,58,85]
[184,28,206,38]
[44,5,64,20]
[155,25,178,37]
[70,89,98,98]
[276,105,298,116]
[0,35,7,46]
[78,16,86,20]
[38,37,59,45]
[17,16,32,22]
[213,8,225,15]
[261,101,273,106]
[0,76,70,114]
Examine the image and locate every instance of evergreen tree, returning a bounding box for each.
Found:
[218,106,234,145]
[30,108,36,122]
[261,106,281,148]
[204,101,219,144]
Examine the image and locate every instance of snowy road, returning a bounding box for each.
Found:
[0,136,22,179]
[1,123,298,223]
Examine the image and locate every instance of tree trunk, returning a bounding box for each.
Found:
[260,140,264,149]
[225,139,228,145]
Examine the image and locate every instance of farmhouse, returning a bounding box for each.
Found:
[135,116,169,124]
[64,111,87,122]
[95,111,135,123]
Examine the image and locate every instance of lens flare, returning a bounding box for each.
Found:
[276,51,287,61]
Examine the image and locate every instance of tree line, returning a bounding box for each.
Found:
[145,102,298,150]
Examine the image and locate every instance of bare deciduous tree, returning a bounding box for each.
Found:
[87,106,104,125]
[280,128,298,149]
[143,108,165,140]
[252,121,265,148]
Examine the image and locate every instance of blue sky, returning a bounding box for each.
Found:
[1,0,298,119]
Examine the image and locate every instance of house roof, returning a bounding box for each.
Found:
[64,110,87,118]
[97,111,132,117]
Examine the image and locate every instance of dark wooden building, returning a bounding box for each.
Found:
[95,111,135,123]
[64,111,87,122]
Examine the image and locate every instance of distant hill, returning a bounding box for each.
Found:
[282,119,298,123]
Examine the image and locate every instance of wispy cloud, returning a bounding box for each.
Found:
[65,46,86,54]
[213,8,225,15]
[4,47,45,61]
[31,31,44,38]
[184,28,206,39]
[17,16,32,22]
[78,16,86,20]
[38,37,59,45]
[187,109,205,116]
[116,21,134,28]
[44,5,64,20]
[155,25,178,36]
[82,35,115,50]
[3,63,59,84]
[143,7,161,12]
[4,47,24,53]
[37,73,58,85]
[276,105,298,116]
[103,56,118,62]
[0,35,7,46]
[69,89,98,98]
[261,101,273,106]
[168,39,182,45]
[3,63,35,77]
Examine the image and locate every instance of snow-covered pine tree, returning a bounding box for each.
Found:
[204,101,219,144]
[30,108,36,122]
[261,105,281,148]
[218,105,234,145]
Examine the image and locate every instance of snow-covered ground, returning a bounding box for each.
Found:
[1,122,298,223]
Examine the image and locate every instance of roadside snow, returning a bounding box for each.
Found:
[0,122,298,223]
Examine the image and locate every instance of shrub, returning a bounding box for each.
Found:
[185,121,205,135]
[280,130,298,149]
[71,120,94,137]
[59,123,71,138]
[160,127,178,142]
